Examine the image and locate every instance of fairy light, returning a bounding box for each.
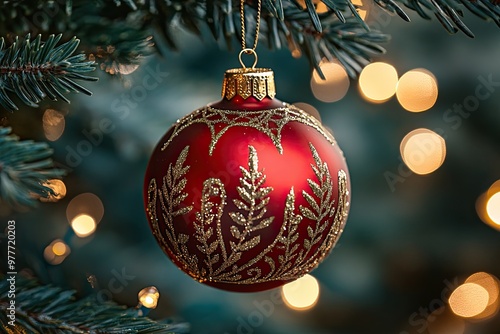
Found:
[400,128,446,175]
[358,62,398,103]
[42,109,65,141]
[311,61,350,103]
[40,179,67,202]
[71,214,97,238]
[44,239,71,265]
[66,193,104,225]
[396,69,438,112]
[281,274,320,311]
[138,286,160,309]
[449,283,489,318]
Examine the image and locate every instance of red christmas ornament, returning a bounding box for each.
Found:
[144,59,351,292]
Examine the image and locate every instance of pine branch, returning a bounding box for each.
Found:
[0,127,65,209]
[0,34,97,112]
[0,275,189,333]
[1,0,498,80]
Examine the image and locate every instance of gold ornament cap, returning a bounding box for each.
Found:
[221,49,276,101]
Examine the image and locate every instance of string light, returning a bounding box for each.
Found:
[358,62,398,103]
[42,109,65,141]
[396,68,438,112]
[449,282,489,318]
[40,179,67,202]
[71,214,97,238]
[311,61,350,103]
[281,274,320,311]
[44,239,71,265]
[66,193,105,225]
[138,286,160,309]
[400,128,446,175]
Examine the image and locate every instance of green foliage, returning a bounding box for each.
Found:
[1,1,499,81]
[0,127,65,209]
[0,34,97,112]
[0,275,189,333]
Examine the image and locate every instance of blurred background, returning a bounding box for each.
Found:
[1,2,500,334]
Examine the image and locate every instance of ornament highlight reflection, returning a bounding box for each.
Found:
[281,274,320,311]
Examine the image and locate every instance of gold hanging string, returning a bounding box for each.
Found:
[240,0,262,53]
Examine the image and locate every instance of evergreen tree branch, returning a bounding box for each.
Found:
[0,34,97,112]
[1,0,498,81]
[0,275,189,333]
[0,127,65,209]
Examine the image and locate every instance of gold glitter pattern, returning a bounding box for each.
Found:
[148,143,349,286]
[160,104,336,156]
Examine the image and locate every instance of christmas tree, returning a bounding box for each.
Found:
[1,1,500,333]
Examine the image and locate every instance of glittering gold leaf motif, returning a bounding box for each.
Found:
[149,140,349,286]
[160,104,336,156]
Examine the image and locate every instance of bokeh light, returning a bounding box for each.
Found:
[477,181,500,230]
[66,193,104,225]
[466,272,500,320]
[351,0,370,20]
[40,179,67,202]
[396,69,438,112]
[294,102,322,122]
[44,239,71,265]
[400,128,446,175]
[297,0,329,13]
[138,286,160,309]
[486,192,500,225]
[71,214,97,238]
[311,61,350,103]
[282,274,320,311]
[449,283,489,318]
[118,63,140,75]
[358,62,398,103]
[42,109,65,141]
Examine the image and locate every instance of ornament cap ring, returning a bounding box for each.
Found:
[239,48,258,69]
